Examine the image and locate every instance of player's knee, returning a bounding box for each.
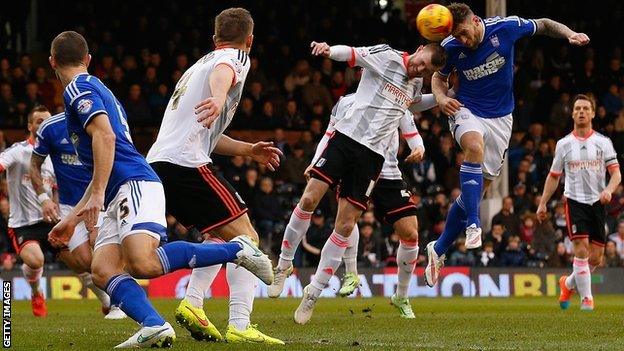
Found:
[335,220,355,237]
[464,142,484,161]
[399,227,419,242]
[299,193,319,212]
[91,268,111,289]
[28,256,44,270]
[126,255,162,279]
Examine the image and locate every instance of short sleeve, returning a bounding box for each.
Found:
[550,141,565,176]
[399,111,424,150]
[0,144,19,170]
[214,52,247,86]
[504,16,537,41]
[33,131,50,157]
[604,139,619,169]
[349,45,395,73]
[67,84,107,129]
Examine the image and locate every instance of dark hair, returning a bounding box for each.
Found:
[424,43,447,68]
[571,93,596,112]
[448,3,474,31]
[214,8,254,45]
[28,105,49,123]
[51,31,88,67]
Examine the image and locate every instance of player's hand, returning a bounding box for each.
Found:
[195,97,224,128]
[250,141,283,171]
[310,41,331,57]
[599,190,612,205]
[437,96,463,116]
[568,32,590,46]
[77,193,104,233]
[405,146,425,163]
[48,218,77,248]
[536,203,548,223]
[304,165,313,182]
[42,199,60,223]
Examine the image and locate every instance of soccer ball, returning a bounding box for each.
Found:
[416,4,453,41]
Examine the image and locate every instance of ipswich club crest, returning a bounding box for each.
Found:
[490,35,500,47]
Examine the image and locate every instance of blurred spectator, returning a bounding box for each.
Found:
[281,143,308,188]
[302,209,332,267]
[603,240,623,267]
[271,128,292,158]
[602,84,622,116]
[500,236,527,267]
[222,156,247,188]
[284,59,310,98]
[329,71,347,103]
[491,197,521,236]
[238,168,259,204]
[608,220,624,259]
[231,97,256,130]
[448,238,475,266]
[531,217,557,262]
[547,242,572,268]
[148,83,170,118]
[485,222,510,255]
[124,84,151,125]
[477,241,498,267]
[358,223,382,268]
[382,232,400,266]
[302,71,333,114]
[282,100,306,130]
[252,177,282,240]
[0,83,17,124]
[519,214,537,245]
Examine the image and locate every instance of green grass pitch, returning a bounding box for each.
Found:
[9,296,624,350]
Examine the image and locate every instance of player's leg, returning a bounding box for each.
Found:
[391,216,419,319]
[295,198,362,324]
[459,130,485,232]
[339,224,360,297]
[19,241,46,317]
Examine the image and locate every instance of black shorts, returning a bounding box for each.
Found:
[371,179,417,224]
[8,222,55,254]
[150,162,248,234]
[310,131,384,211]
[564,198,606,246]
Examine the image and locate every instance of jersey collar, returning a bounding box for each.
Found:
[402,52,410,72]
[26,137,35,146]
[477,17,486,46]
[572,129,594,141]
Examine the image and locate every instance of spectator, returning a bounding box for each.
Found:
[519,214,537,245]
[512,183,532,216]
[231,97,256,130]
[329,71,347,103]
[500,236,527,267]
[382,232,401,266]
[271,128,292,158]
[477,241,498,267]
[258,101,283,130]
[34,67,56,109]
[302,71,333,113]
[491,197,521,236]
[602,84,623,116]
[531,216,557,261]
[281,143,308,188]
[107,66,128,98]
[246,81,265,115]
[221,155,247,188]
[485,222,509,255]
[607,220,624,259]
[302,209,332,267]
[148,83,170,118]
[448,238,475,266]
[284,59,310,98]
[238,168,259,204]
[603,240,623,267]
[124,84,151,125]
[0,83,17,124]
[547,242,572,268]
[282,99,306,130]
[252,177,283,240]
[358,223,383,268]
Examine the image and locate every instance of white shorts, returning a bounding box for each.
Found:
[94,180,168,252]
[60,204,104,252]
[449,107,513,179]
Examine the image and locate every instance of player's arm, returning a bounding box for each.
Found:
[536,173,560,222]
[213,135,282,171]
[30,153,60,223]
[432,72,463,116]
[310,41,390,74]
[399,110,425,163]
[195,64,236,129]
[601,166,622,204]
[533,18,589,45]
[306,121,335,180]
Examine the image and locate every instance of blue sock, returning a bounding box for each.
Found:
[106,273,165,327]
[459,162,483,228]
[433,196,467,256]
[155,241,241,274]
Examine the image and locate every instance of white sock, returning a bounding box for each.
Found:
[78,272,110,308]
[565,272,576,290]
[278,205,313,270]
[22,263,42,293]
[226,263,256,331]
[572,257,592,300]
[343,225,359,274]
[310,231,349,297]
[185,238,224,308]
[396,240,419,298]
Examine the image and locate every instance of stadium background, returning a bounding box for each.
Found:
[1,0,624,299]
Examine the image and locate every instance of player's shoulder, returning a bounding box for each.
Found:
[485,15,536,32]
[38,112,66,136]
[210,48,250,70]
[358,44,401,58]
[591,131,614,144]
[64,74,102,102]
[555,133,575,147]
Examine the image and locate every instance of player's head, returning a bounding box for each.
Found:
[448,3,482,49]
[408,43,447,78]
[214,8,254,51]
[571,94,595,128]
[49,31,91,72]
[27,105,51,135]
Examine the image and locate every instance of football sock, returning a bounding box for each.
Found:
[433,196,467,256]
[309,231,349,297]
[573,257,592,300]
[460,162,483,228]
[343,225,359,275]
[78,272,110,308]
[278,205,313,270]
[184,238,225,308]
[396,240,419,298]
[226,262,256,331]
[155,241,241,274]
[105,273,165,327]
[22,263,42,292]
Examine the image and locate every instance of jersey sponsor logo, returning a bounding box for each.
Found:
[489,35,500,47]
[567,159,602,172]
[61,153,83,166]
[381,82,413,108]
[462,52,506,81]
[76,99,93,115]
[315,158,326,167]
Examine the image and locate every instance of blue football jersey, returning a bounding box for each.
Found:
[63,73,159,206]
[439,16,536,118]
[33,112,91,206]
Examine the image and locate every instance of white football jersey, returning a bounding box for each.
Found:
[0,140,55,228]
[147,48,250,167]
[334,45,423,157]
[321,94,423,180]
[550,130,619,204]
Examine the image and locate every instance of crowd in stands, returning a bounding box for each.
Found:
[1,0,624,270]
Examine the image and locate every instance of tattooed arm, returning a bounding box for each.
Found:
[534,18,590,46]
